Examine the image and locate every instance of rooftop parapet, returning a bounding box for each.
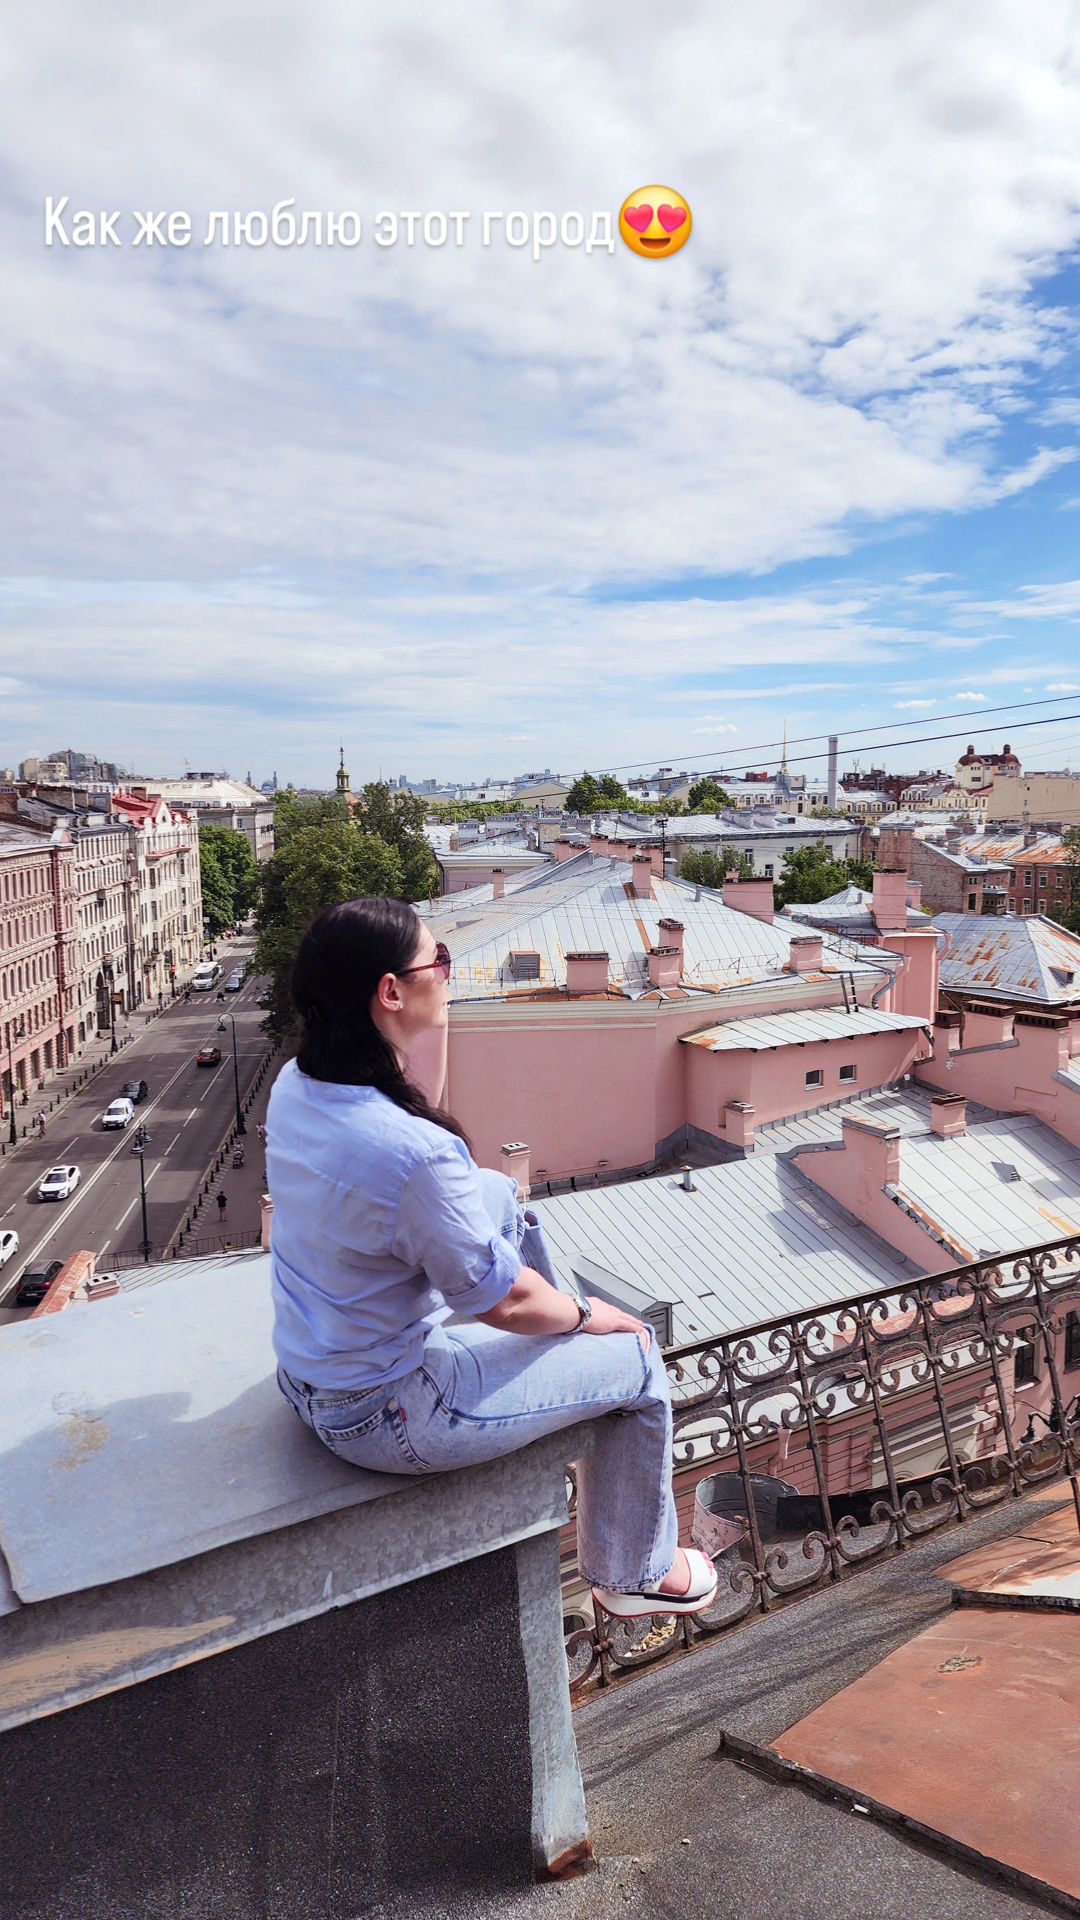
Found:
[0,1254,598,1912]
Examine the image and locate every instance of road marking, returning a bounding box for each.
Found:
[166,1132,182,1152]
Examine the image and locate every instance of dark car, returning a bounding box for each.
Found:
[122,1078,149,1104]
[196,1045,222,1067]
[14,1258,64,1308]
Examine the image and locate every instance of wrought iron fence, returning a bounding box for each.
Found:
[107,1228,262,1269]
[567,1234,1080,1694]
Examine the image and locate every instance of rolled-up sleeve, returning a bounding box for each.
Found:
[391,1141,520,1314]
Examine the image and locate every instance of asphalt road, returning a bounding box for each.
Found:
[0,937,273,1316]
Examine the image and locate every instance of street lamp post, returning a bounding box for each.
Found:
[230,1014,246,1136]
[5,1019,24,1148]
[132,1122,152,1262]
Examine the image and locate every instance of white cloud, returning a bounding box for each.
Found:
[6,4,1080,774]
[954,691,988,702]
[894,699,936,709]
[1048,681,1080,692]
[691,718,740,735]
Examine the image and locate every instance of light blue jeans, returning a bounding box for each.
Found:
[276,1170,679,1590]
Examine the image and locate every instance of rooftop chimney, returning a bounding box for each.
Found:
[679,1166,697,1192]
[787,933,824,973]
[840,1114,901,1189]
[872,869,908,932]
[722,878,774,923]
[647,945,682,988]
[565,950,610,996]
[631,853,654,898]
[930,1094,967,1139]
[491,867,505,900]
[658,917,685,961]
[500,1140,531,1197]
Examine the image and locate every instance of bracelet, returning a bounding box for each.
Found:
[566,1293,592,1333]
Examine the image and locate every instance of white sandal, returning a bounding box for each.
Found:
[592,1548,719,1620]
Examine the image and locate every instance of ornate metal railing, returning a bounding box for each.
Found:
[566,1235,1080,1694]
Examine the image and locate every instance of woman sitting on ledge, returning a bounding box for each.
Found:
[266,897,717,1620]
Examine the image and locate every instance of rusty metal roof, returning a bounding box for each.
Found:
[935,912,1080,1005]
[680,1007,930,1052]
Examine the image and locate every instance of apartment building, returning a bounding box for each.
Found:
[0,822,80,1114]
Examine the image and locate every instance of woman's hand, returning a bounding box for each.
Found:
[582,1296,652,1348]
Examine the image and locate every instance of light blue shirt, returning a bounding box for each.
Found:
[266,1059,521,1388]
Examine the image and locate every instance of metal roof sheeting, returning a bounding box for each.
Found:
[893,1117,1080,1262]
[681,1007,931,1052]
[436,863,897,1002]
[533,1154,912,1346]
[935,912,1080,1004]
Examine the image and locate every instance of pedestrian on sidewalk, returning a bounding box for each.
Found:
[216,1190,227,1221]
[268,898,718,1623]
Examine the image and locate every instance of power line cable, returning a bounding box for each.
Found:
[587,689,1080,777]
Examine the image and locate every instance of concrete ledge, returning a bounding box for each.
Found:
[0,1251,597,1906]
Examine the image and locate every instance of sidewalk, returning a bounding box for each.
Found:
[178,1053,281,1252]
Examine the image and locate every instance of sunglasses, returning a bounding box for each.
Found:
[399,941,452,982]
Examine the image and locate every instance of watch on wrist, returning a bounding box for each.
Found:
[568,1293,592,1332]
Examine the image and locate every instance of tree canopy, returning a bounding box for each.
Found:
[774,840,874,910]
[198,825,261,937]
[686,779,732,814]
[1059,828,1080,935]
[678,847,753,888]
[563,772,632,815]
[254,783,439,1036]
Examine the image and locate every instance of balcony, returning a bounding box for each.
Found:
[0,1239,1077,1916]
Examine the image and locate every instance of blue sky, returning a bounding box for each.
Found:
[4,0,1080,788]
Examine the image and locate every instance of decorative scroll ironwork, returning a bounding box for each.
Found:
[572,1233,1080,1694]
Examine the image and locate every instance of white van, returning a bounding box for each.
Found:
[192,962,222,991]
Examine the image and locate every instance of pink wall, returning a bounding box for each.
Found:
[793,1119,958,1271]
[872,929,939,1021]
[684,1027,927,1148]
[448,988,929,1183]
[916,1015,1080,1150]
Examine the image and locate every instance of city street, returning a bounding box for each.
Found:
[0,936,277,1317]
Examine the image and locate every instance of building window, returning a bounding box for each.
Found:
[966,894,976,911]
[1039,873,1047,889]
[1013,1330,1038,1386]
[805,1068,824,1088]
[838,1063,857,1084]
[1066,1311,1080,1372]
[1023,871,1032,887]
[763,863,773,880]
[1022,901,1033,914]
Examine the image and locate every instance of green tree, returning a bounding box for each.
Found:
[199,825,260,928]
[1060,828,1080,934]
[255,823,404,1036]
[272,788,350,850]
[686,779,732,814]
[775,840,872,910]
[199,839,235,938]
[564,774,602,815]
[358,782,440,899]
[679,846,754,889]
[428,800,523,823]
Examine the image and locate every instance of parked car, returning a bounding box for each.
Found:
[14,1258,64,1307]
[196,1045,222,1067]
[102,1097,135,1130]
[225,973,243,992]
[121,1078,149,1104]
[0,1228,19,1271]
[37,1165,80,1201]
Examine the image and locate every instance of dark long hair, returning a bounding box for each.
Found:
[291,897,470,1145]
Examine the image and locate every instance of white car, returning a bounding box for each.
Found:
[0,1228,19,1270]
[102,1097,135,1130]
[38,1165,80,1201]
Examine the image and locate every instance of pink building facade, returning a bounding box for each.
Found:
[441,868,941,1184]
[0,825,80,1117]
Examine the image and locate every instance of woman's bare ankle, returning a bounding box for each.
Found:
[656,1548,691,1596]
